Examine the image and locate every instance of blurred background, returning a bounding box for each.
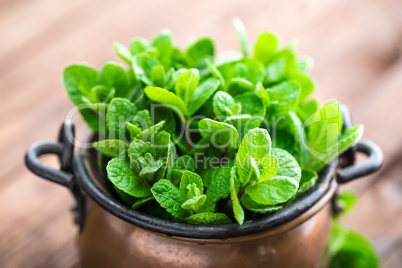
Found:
[1,0,402,266]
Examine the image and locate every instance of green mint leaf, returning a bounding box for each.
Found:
[144,86,189,117]
[206,59,225,88]
[266,81,300,107]
[296,56,314,74]
[179,171,204,200]
[186,38,214,66]
[245,176,299,205]
[151,179,189,219]
[198,118,239,149]
[137,121,165,141]
[129,38,148,55]
[130,109,151,130]
[175,68,200,105]
[213,91,235,117]
[233,18,249,57]
[131,196,154,210]
[181,194,207,211]
[271,148,301,182]
[308,125,363,171]
[336,190,358,218]
[297,98,319,122]
[126,122,142,140]
[230,166,244,225]
[153,131,175,181]
[106,158,151,198]
[202,167,232,212]
[236,128,271,184]
[255,82,270,108]
[241,195,283,213]
[97,62,132,98]
[106,98,137,139]
[187,77,220,115]
[128,139,156,174]
[90,85,114,103]
[151,30,173,69]
[296,170,318,197]
[289,72,315,103]
[234,93,266,131]
[132,54,161,86]
[174,155,195,171]
[63,64,99,132]
[185,212,231,225]
[93,139,128,157]
[265,47,297,84]
[254,32,280,65]
[113,42,132,64]
[258,155,279,182]
[139,159,164,177]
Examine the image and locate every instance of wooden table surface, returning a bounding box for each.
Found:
[1,0,401,267]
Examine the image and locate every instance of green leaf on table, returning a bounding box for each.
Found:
[175,68,200,105]
[144,86,189,117]
[328,224,379,268]
[236,128,271,183]
[106,98,137,139]
[151,179,189,219]
[336,190,358,218]
[241,195,283,213]
[93,139,128,157]
[254,32,280,65]
[106,158,151,198]
[198,119,239,149]
[245,176,298,205]
[271,148,301,182]
[230,166,244,225]
[63,64,99,132]
[187,77,220,115]
[185,212,231,225]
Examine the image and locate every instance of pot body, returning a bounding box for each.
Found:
[79,200,331,268]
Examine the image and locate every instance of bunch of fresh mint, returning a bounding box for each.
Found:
[63,20,363,225]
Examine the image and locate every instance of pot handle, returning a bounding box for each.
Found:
[336,139,383,184]
[25,120,86,231]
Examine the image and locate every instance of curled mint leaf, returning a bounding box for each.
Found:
[271,148,301,182]
[241,195,283,213]
[179,171,204,200]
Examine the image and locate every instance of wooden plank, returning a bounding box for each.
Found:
[343,158,402,264]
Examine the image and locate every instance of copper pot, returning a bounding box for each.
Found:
[25,119,383,268]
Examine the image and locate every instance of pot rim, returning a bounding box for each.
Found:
[74,139,337,240]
